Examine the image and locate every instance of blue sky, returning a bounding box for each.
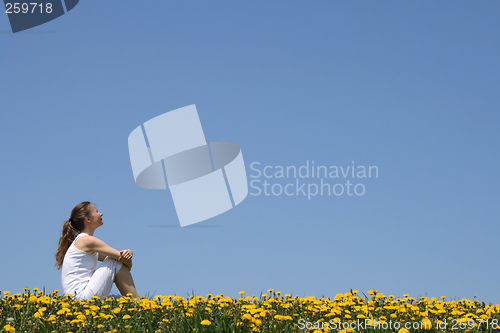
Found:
[1,1,499,303]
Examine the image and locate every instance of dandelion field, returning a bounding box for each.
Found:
[1,288,499,332]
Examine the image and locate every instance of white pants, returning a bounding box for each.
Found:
[75,257,123,300]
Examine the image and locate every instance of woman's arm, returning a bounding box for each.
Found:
[76,236,122,259]
[76,237,133,269]
[98,253,130,266]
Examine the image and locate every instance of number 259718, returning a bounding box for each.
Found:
[5,3,53,14]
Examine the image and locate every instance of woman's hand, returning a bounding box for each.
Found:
[118,249,133,270]
[118,249,133,262]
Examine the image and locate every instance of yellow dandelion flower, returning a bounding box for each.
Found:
[201,319,211,326]
[421,318,432,329]
[123,314,131,319]
[4,324,15,332]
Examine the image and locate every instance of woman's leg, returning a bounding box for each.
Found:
[79,257,124,300]
[114,265,139,299]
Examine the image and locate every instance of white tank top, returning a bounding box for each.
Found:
[61,233,98,297]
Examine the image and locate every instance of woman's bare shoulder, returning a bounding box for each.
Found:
[74,235,101,251]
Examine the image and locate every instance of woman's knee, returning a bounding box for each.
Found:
[103,256,119,263]
[102,256,124,275]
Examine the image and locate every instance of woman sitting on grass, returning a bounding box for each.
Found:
[55,201,139,300]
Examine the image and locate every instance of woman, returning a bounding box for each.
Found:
[55,201,139,300]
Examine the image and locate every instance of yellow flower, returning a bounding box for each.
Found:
[421,317,432,329]
[243,313,253,320]
[239,290,245,295]
[57,308,70,315]
[398,329,409,333]
[123,314,131,319]
[4,324,15,332]
[201,319,211,326]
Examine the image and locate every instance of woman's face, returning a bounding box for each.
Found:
[87,205,103,228]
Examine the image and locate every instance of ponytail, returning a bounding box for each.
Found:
[54,201,93,270]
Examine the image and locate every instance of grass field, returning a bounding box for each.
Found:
[1,288,499,332]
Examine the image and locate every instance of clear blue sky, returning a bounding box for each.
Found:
[1,1,499,303]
